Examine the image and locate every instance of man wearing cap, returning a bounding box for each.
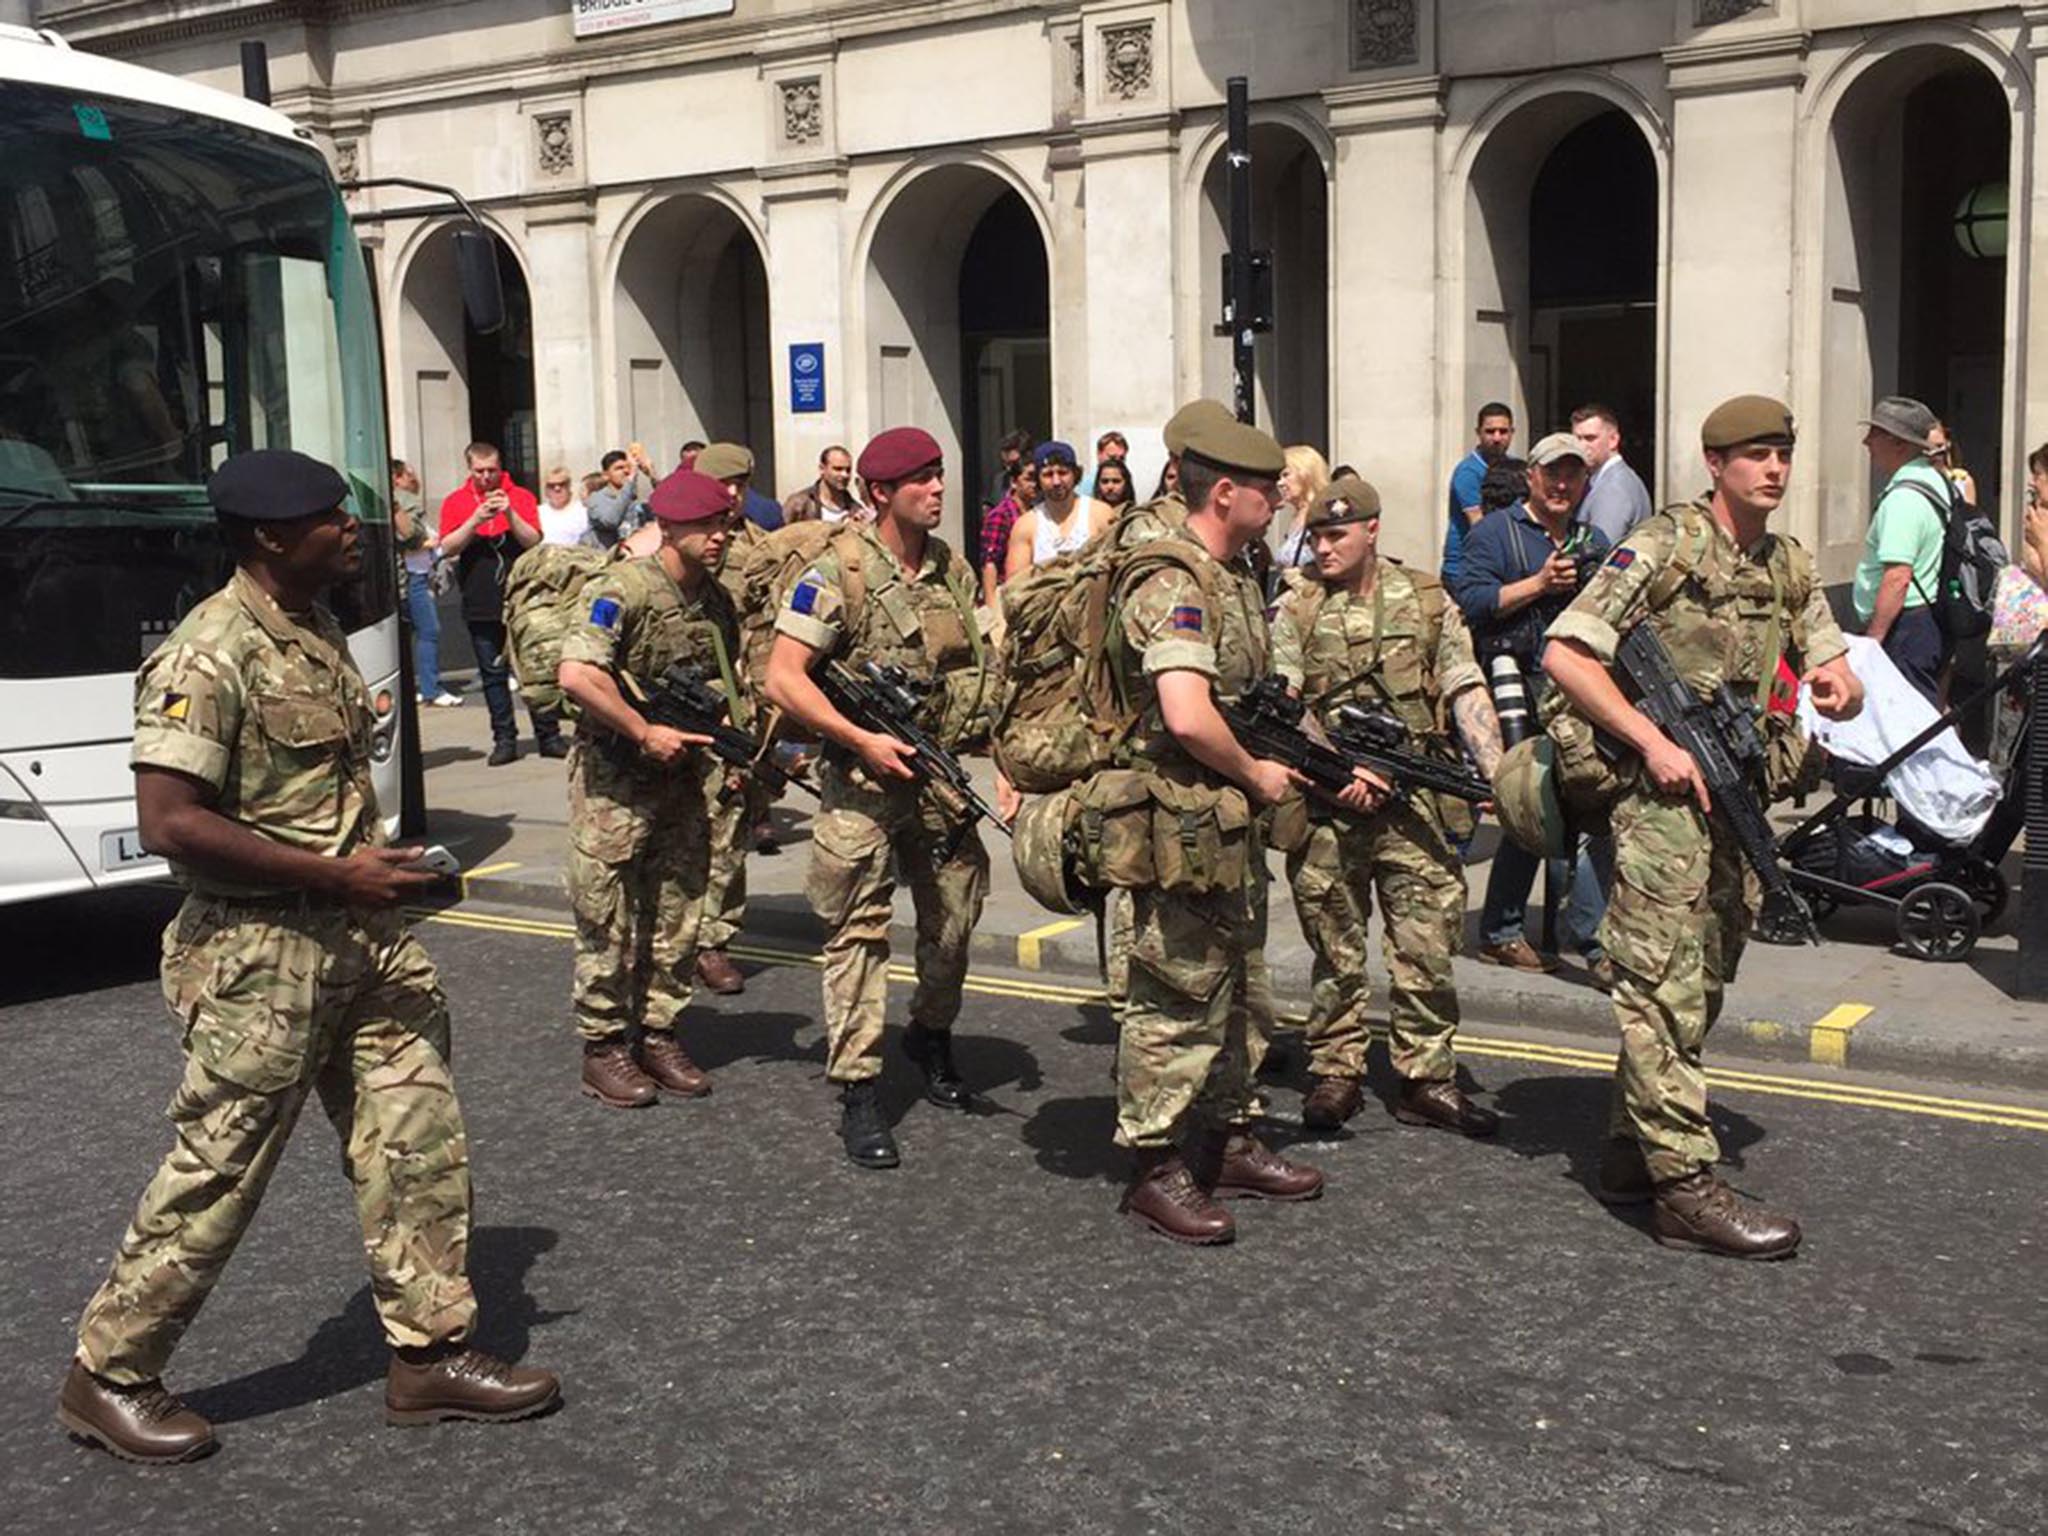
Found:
[1002,439,1113,580]
[1274,475,1508,1133]
[557,469,734,1108]
[764,426,992,1170]
[1852,395,1953,704]
[60,449,559,1466]
[1103,408,1334,1245]
[1453,431,1614,981]
[1544,395,1862,1260]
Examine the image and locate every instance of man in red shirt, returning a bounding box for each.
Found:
[437,440,566,766]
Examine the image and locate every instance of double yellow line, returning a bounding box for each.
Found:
[415,905,2048,1135]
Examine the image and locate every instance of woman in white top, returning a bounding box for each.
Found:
[538,463,594,547]
[1272,444,1331,569]
[1004,439,1115,580]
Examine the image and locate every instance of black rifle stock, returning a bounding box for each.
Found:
[821,660,1012,843]
[622,664,814,799]
[1220,677,1492,810]
[1610,622,1818,944]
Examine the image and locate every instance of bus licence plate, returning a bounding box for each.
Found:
[101,829,157,871]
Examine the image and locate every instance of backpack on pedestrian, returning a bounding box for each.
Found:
[1902,478,2008,643]
[502,542,611,717]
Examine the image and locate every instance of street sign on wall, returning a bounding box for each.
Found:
[790,343,826,414]
[573,0,735,38]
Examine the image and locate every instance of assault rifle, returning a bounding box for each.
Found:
[821,660,1012,844]
[621,664,815,799]
[1609,622,1818,945]
[1221,676,1493,809]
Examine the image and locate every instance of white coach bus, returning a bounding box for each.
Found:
[0,25,405,903]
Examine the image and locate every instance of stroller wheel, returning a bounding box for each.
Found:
[1896,882,1980,962]
[1954,860,2010,928]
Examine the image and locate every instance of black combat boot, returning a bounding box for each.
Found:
[838,1080,900,1170]
[900,1023,971,1110]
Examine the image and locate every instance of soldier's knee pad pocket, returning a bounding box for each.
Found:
[807,816,886,928]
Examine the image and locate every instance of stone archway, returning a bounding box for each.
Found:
[1197,121,1331,451]
[613,194,774,484]
[397,223,537,506]
[1464,91,1661,481]
[862,160,1051,544]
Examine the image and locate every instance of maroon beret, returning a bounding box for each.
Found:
[647,469,733,525]
[857,426,944,485]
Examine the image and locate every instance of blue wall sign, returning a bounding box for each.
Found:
[790,343,826,414]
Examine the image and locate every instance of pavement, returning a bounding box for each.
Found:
[412,674,2048,1092]
[6,891,2047,1532]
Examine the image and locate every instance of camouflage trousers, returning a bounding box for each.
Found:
[1286,802,1466,1083]
[1115,873,1267,1149]
[808,760,988,1082]
[76,898,475,1385]
[1107,879,1273,1111]
[566,743,711,1041]
[697,771,768,955]
[1600,785,1754,1182]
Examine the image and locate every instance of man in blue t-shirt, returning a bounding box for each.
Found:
[1444,401,1514,587]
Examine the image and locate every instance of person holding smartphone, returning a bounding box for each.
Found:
[437,440,566,765]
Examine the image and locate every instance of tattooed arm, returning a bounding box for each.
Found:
[1448,681,1504,781]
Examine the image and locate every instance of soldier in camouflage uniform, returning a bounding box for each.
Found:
[1104,411,1334,1246]
[59,450,557,1466]
[1544,396,1862,1260]
[1271,475,1506,1134]
[764,426,992,1170]
[557,469,740,1108]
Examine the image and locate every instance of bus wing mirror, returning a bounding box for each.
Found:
[453,228,504,336]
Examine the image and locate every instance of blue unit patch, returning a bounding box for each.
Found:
[1170,604,1204,632]
[791,582,821,616]
[589,596,622,630]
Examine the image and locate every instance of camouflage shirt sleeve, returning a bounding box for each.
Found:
[1269,586,1308,689]
[772,547,846,653]
[1434,595,1486,698]
[1794,550,1849,670]
[1122,565,1217,679]
[1544,516,1681,663]
[557,566,636,670]
[131,633,245,791]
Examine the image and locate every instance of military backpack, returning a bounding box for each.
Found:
[729,520,871,693]
[503,542,612,716]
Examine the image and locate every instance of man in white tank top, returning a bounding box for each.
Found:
[1005,439,1113,580]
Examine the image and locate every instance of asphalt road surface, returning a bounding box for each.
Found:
[4,888,2045,1534]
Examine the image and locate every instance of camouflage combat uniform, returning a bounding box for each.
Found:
[558,555,739,1041]
[1271,563,1481,1084]
[695,535,769,956]
[774,525,989,1083]
[76,569,476,1384]
[1108,527,1272,1148]
[1547,500,1844,1181]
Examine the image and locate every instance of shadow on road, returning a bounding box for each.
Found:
[182,1225,570,1426]
[0,884,180,1006]
[421,807,517,865]
[1018,1094,1123,1183]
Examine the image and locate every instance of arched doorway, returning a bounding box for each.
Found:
[1199,122,1330,450]
[864,164,1051,550]
[398,225,536,504]
[613,195,774,485]
[1818,48,2012,565]
[1465,96,1660,484]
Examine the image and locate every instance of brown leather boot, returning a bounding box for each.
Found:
[56,1360,215,1464]
[1651,1169,1802,1260]
[385,1345,561,1426]
[695,949,745,995]
[1301,1075,1364,1130]
[1200,1130,1325,1201]
[1596,1136,1653,1206]
[581,1039,657,1108]
[1393,1077,1500,1137]
[638,1031,712,1097]
[1121,1147,1235,1244]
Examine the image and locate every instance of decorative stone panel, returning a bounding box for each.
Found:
[1101,22,1153,101]
[1350,0,1419,70]
[1696,0,1771,22]
[535,111,574,176]
[334,137,359,183]
[780,78,822,146]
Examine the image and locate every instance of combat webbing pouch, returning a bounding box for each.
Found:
[1065,768,1252,896]
[990,533,1221,792]
[503,542,613,717]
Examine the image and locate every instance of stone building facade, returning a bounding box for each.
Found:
[33,0,2046,577]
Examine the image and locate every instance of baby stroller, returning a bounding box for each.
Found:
[1767,635,2041,960]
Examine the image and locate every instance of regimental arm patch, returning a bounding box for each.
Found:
[791,581,822,616]
[1607,548,1636,571]
[160,691,190,721]
[589,596,622,630]
[1170,604,1205,633]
